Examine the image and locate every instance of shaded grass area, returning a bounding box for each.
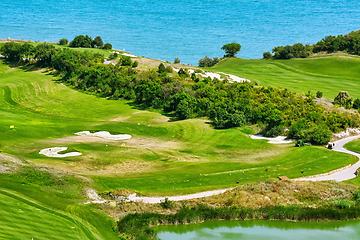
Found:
[210,56,360,99]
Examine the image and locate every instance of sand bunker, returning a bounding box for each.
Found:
[173,67,249,83]
[250,135,294,144]
[39,147,82,158]
[75,131,132,140]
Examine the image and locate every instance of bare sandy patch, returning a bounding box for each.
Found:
[39,147,82,158]
[40,160,158,176]
[250,135,294,144]
[75,131,132,140]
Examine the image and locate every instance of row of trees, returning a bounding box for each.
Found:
[264,30,360,59]
[59,35,112,50]
[1,42,358,145]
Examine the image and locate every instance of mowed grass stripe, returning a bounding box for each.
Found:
[210,56,360,99]
[0,189,98,240]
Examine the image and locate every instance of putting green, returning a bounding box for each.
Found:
[0,189,97,240]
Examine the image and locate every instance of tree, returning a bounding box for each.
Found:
[0,42,22,61]
[174,57,180,64]
[103,43,112,50]
[176,99,191,120]
[311,124,332,145]
[263,51,272,59]
[59,38,68,45]
[221,42,241,57]
[158,63,166,73]
[93,36,104,48]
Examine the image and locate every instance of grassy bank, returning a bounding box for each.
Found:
[210,55,360,99]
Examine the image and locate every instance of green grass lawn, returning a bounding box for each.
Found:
[209,55,360,99]
[0,188,97,240]
[0,59,357,196]
[344,138,360,154]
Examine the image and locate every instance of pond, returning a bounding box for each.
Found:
[156,219,360,240]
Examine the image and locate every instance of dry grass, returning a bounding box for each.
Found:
[37,160,159,176]
[100,179,359,219]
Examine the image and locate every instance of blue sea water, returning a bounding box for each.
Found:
[1,0,360,65]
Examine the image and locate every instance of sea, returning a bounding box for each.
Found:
[1,0,360,65]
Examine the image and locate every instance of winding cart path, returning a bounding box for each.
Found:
[295,135,360,182]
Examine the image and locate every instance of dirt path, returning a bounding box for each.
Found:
[295,135,360,182]
[126,188,233,204]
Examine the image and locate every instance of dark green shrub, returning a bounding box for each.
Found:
[158,63,166,73]
[132,61,138,68]
[160,198,174,209]
[310,124,332,145]
[59,38,68,45]
[174,57,180,64]
[103,43,112,50]
[353,98,360,109]
[263,51,272,59]
[198,56,219,67]
[316,91,323,98]
[178,68,189,78]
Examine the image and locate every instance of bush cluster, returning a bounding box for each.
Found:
[198,56,219,67]
[68,35,112,49]
[264,30,360,59]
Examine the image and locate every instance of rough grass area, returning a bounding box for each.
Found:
[209,55,360,99]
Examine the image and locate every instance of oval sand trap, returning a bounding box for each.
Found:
[39,147,82,158]
[250,135,294,144]
[75,131,132,140]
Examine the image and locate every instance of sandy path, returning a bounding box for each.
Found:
[295,135,360,182]
[126,188,233,204]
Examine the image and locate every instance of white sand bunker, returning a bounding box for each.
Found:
[39,147,82,158]
[250,135,294,144]
[75,131,132,140]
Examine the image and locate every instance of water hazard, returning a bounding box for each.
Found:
[156,219,360,240]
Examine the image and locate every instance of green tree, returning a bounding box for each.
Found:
[158,63,166,73]
[174,57,180,64]
[311,125,332,145]
[0,42,22,61]
[103,43,112,50]
[263,51,272,59]
[221,42,241,57]
[59,38,68,45]
[92,36,104,48]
